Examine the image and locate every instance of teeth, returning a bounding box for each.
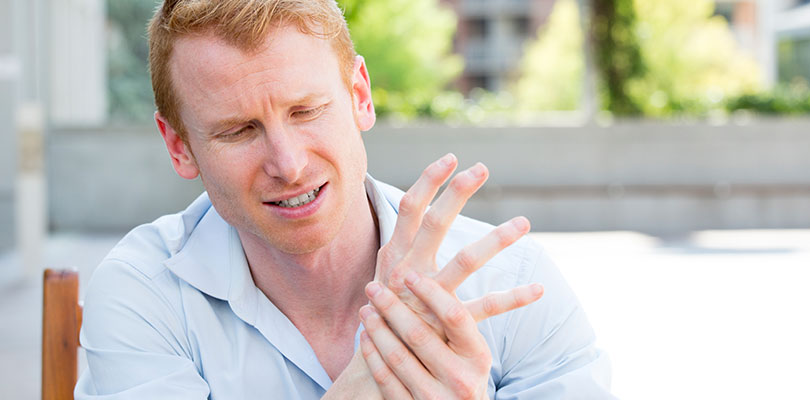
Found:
[274,187,320,208]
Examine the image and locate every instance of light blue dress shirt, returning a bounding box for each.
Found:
[75,176,614,399]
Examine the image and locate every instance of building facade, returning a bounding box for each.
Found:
[440,0,557,94]
[709,0,810,86]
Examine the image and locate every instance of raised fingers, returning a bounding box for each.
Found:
[464,284,544,322]
[389,153,457,252]
[435,216,531,292]
[409,163,489,261]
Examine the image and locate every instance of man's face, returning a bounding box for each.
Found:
[159,25,376,254]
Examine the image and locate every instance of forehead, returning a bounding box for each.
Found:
[169,25,342,128]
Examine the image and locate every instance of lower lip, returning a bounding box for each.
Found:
[265,183,328,219]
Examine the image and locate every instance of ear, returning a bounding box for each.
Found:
[155,111,200,180]
[351,55,376,131]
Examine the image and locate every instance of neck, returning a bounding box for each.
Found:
[241,192,380,327]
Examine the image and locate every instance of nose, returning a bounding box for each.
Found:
[261,122,308,183]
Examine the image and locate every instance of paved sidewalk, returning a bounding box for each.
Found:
[0,233,119,400]
[1,230,808,399]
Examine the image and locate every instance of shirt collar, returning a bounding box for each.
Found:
[365,174,399,248]
[164,174,402,307]
[163,201,233,302]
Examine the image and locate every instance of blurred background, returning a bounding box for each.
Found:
[1,0,809,398]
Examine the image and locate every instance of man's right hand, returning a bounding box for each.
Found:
[374,153,541,333]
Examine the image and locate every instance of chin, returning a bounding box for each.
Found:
[263,225,341,256]
[273,238,331,255]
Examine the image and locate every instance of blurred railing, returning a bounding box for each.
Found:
[48,118,810,235]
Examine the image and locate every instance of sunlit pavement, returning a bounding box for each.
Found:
[531,230,810,400]
[1,230,808,399]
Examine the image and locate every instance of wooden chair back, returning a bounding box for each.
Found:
[42,268,82,400]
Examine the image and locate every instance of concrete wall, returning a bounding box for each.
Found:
[0,0,18,252]
[47,127,205,232]
[48,119,810,235]
[364,120,810,234]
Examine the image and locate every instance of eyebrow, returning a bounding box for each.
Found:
[288,93,328,109]
[204,93,329,135]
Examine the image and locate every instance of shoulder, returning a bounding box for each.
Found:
[102,192,212,279]
[82,193,213,352]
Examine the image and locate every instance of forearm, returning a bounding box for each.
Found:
[322,348,384,400]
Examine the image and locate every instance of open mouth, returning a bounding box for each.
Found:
[270,184,325,208]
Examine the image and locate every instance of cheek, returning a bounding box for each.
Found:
[197,148,258,194]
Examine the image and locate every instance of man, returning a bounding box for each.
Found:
[76,0,614,398]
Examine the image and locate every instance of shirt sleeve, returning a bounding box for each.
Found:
[494,244,617,400]
[74,258,210,399]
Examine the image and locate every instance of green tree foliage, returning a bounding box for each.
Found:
[107,0,160,123]
[513,0,584,112]
[515,0,765,118]
[591,0,645,115]
[338,0,462,118]
[630,0,762,116]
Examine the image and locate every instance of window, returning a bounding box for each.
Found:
[778,37,810,85]
[466,18,489,39]
[513,16,531,36]
[713,3,734,22]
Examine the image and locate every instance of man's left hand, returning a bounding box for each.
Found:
[359,269,543,399]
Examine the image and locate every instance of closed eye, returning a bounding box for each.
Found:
[292,104,327,120]
[218,123,255,141]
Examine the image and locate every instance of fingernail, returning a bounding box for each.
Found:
[512,216,530,232]
[468,162,486,178]
[404,271,420,286]
[359,305,377,320]
[530,283,544,297]
[366,282,382,298]
[439,153,455,167]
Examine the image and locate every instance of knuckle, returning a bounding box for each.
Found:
[512,288,527,307]
[449,174,470,192]
[476,348,493,368]
[379,241,394,254]
[378,245,398,266]
[482,294,501,316]
[421,211,445,233]
[454,249,478,273]
[493,226,513,247]
[423,162,446,183]
[385,347,409,368]
[387,267,406,293]
[371,365,394,386]
[475,357,493,378]
[444,302,468,327]
[375,293,396,313]
[404,324,432,348]
[398,193,419,217]
[361,341,375,358]
[448,373,477,399]
[403,295,430,316]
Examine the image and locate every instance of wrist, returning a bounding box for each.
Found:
[323,349,383,400]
